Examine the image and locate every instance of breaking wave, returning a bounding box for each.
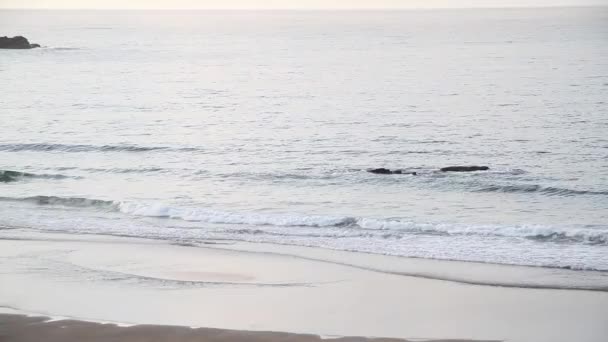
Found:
[356,218,608,245]
[117,201,357,227]
[2,195,606,245]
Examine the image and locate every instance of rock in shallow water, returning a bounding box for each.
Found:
[440,166,490,172]
[0,36,40,49]
[367,166,490,174]
[368,168,393,174]
[367,168,417,175]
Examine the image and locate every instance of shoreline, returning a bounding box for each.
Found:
[206,239,608,292]
[2,229,606,292]
[1,230,607,342]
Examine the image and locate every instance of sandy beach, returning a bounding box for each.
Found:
[1,230,607,342]
[2,3,608,342]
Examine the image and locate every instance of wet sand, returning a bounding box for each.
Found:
[0,314,491,342]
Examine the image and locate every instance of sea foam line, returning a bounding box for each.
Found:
[1,195,605,245]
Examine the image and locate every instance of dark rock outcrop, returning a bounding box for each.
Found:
[368,168,393,174]
[440,166,489,172]
[367,168,416,175]
[0,36,40,49]
[368,166,489,174]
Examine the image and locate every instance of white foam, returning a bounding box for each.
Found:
[116,201,608,244]
[357,217,607,244]
[117,201,354,227]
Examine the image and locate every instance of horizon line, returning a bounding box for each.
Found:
[1,4,606,10]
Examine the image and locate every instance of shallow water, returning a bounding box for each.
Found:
[1,7,607,272]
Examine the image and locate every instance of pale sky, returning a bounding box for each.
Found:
[0,0,604,9]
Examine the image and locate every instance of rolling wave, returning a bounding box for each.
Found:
[2,195,606,245]
[0,143,198,153]
[81,167,166,174]
[0,195,116,208]
[473,184,608,196]
[0,170,73,183]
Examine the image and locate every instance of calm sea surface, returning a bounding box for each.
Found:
[1,8,607,272]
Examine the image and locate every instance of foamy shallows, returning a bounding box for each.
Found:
[1,7,607,281]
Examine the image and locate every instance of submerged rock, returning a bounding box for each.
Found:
[440,166,489,172]
[0,36,40,49]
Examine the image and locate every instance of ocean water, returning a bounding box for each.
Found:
[1,8,607,272]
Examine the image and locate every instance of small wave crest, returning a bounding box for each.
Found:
[473,184,608,196]
[0,170,73,183]
[44,47,83,50]
[0,143,197,153]
[0,195,117,208]
[82,167,165,174]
